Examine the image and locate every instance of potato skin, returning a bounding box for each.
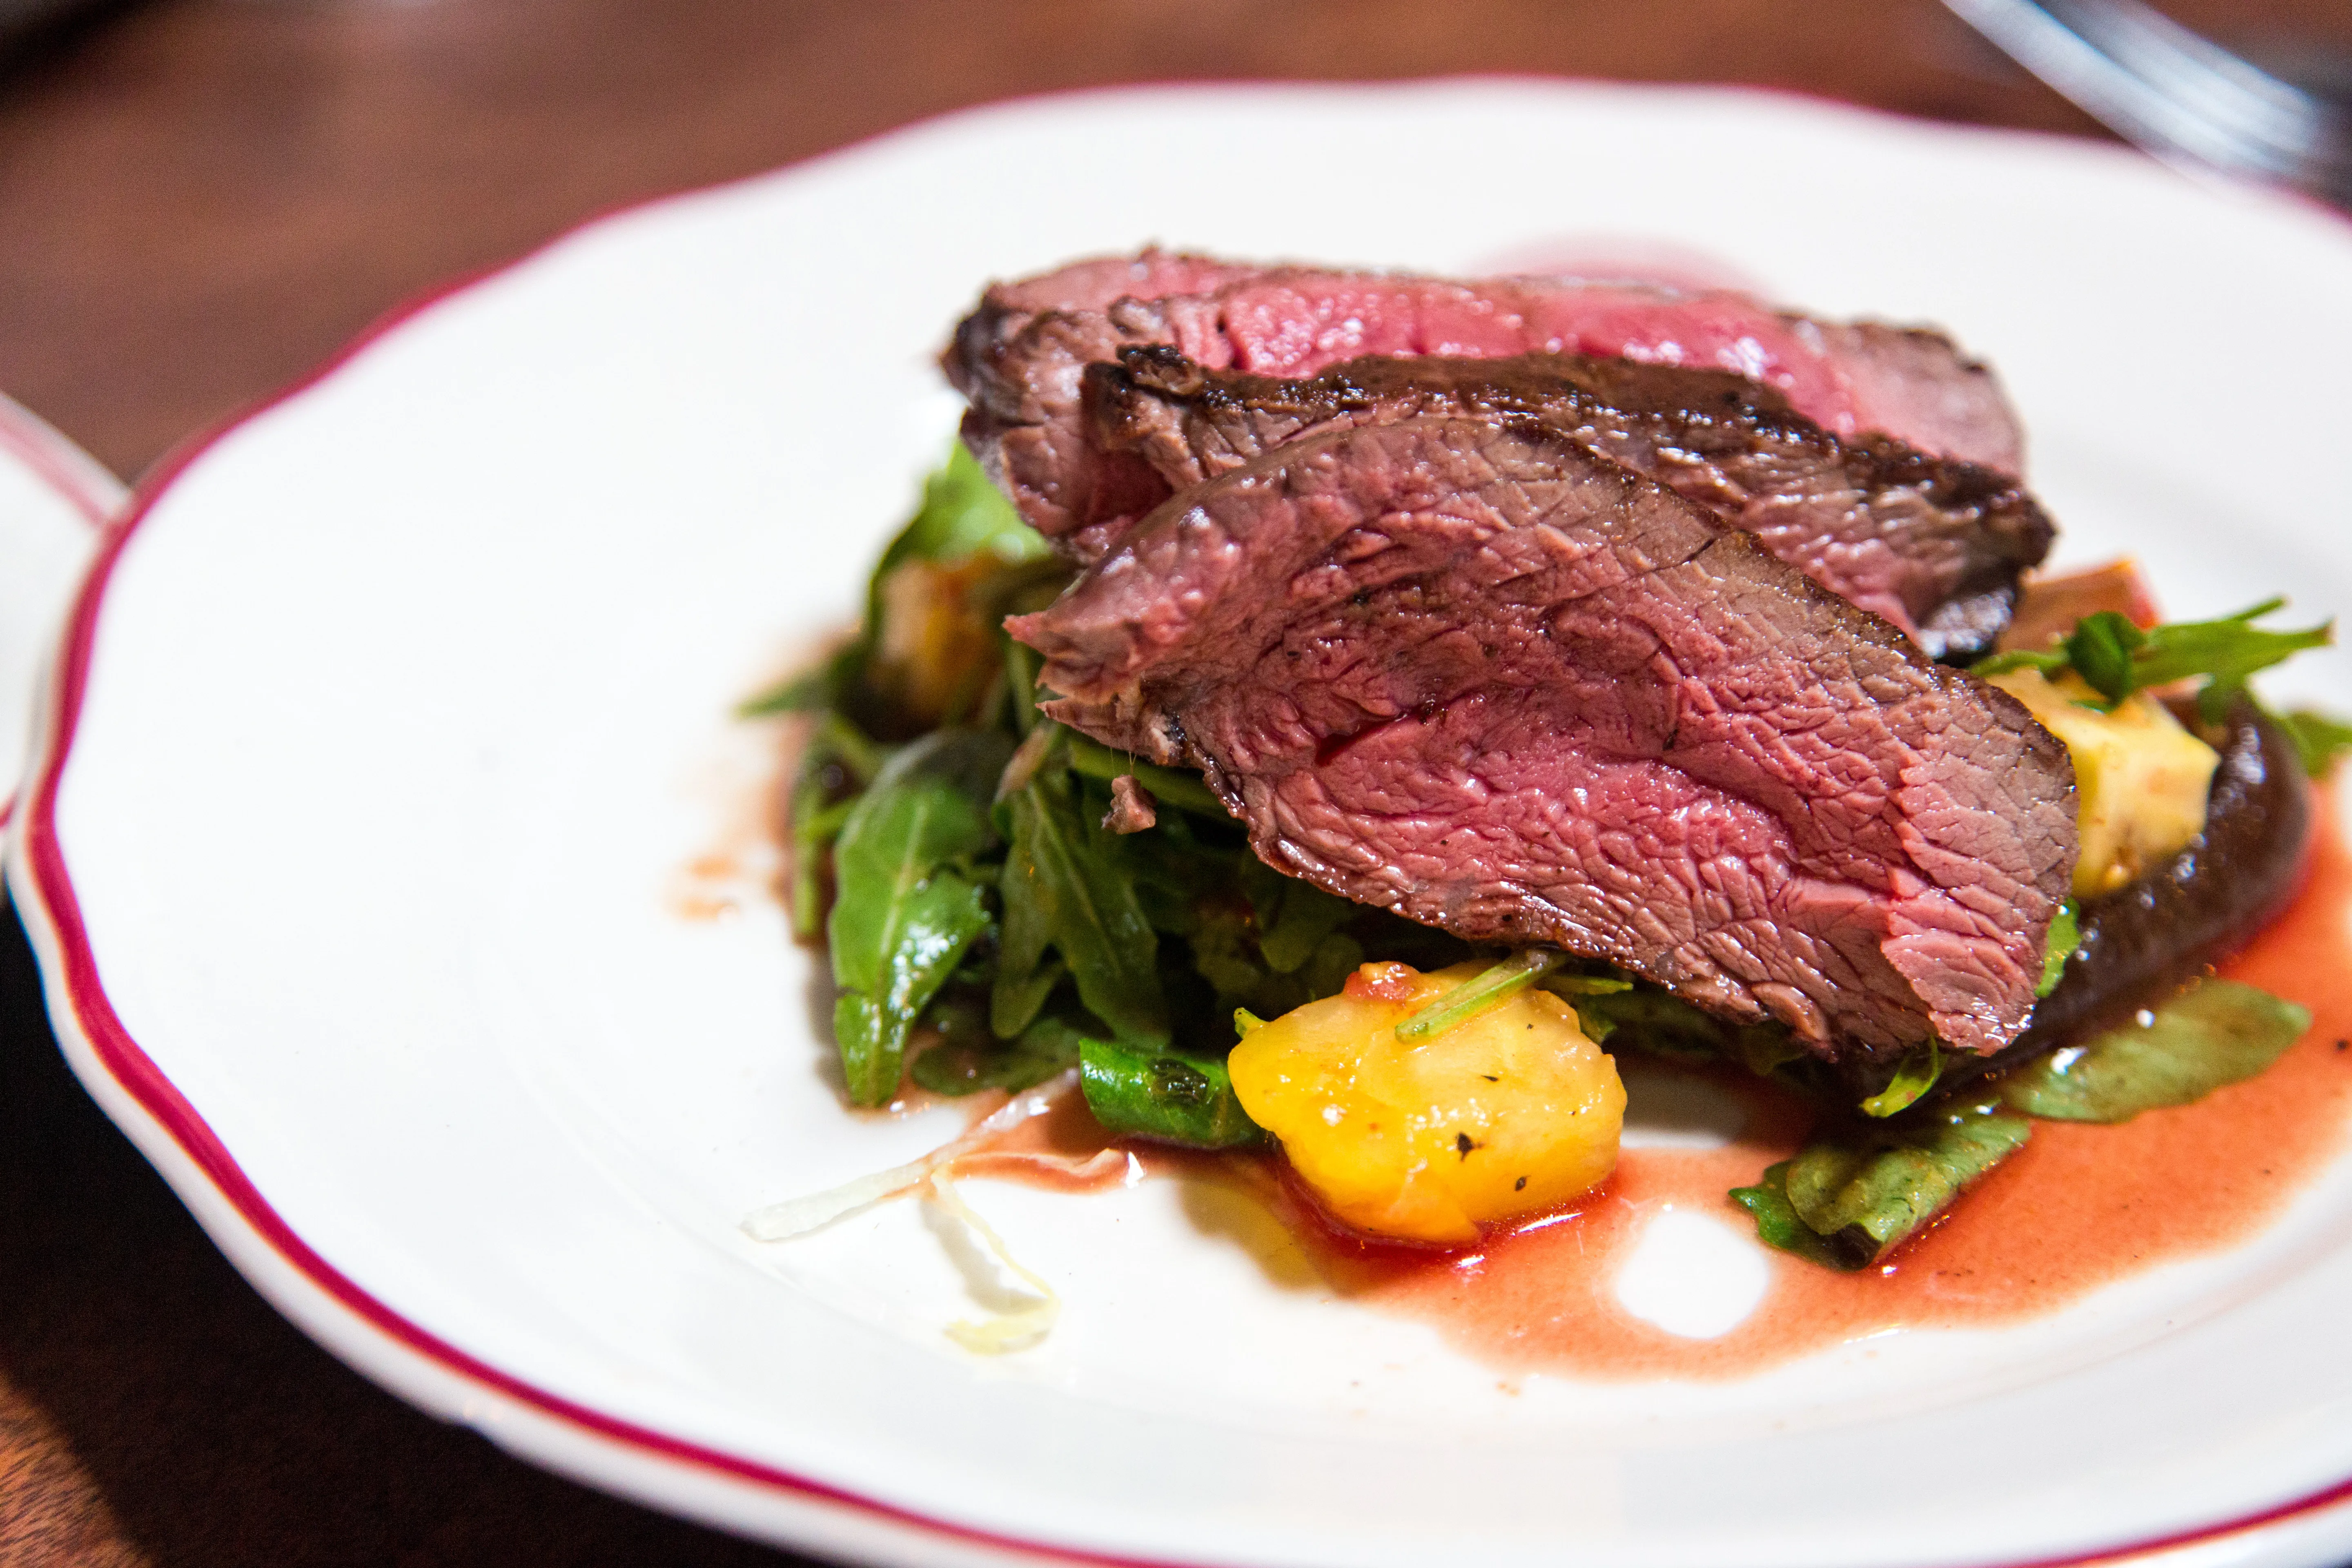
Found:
[1228,962,1626,1245]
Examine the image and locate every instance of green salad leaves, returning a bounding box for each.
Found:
[827,732,1008,1104]
[1976,598,2332,722]
[996,755,1169,1049]
[1733,1102,2032,1269]
[2277,708,2352,778]
[1735,978,2314,1266]
[2000,978,2309,1123]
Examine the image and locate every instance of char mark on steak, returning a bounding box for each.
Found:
[1009,416,2077,1064]
[1084,347,2053,659]
[946,250,2027,558]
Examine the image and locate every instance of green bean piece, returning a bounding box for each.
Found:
[1078,1038,1264,1148]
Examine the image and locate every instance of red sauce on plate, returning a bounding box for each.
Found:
[961,795,2352,1378]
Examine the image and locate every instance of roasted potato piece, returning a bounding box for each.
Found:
[1228,961,1625,1245]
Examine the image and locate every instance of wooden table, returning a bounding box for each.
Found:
[0,2,2343,1560]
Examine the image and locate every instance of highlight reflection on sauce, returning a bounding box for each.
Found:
[962,796,2352,1381]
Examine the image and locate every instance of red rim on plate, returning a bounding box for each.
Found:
[12,83,2352,1568]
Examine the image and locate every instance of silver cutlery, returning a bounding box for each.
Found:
[1944,0,2352,210]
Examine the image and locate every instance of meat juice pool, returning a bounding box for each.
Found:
[956,797,2352,1381]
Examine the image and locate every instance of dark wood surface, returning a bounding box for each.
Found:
[0,2,2346,1561]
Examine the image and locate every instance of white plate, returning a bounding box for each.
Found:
[14,81,2352,1568]
[0,392,115,820]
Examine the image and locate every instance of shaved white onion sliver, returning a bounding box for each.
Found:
[926,1174,1061,1354]
[740,1070,1078,1241]
[999,1148,1134,1183]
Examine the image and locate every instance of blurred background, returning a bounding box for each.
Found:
[0,2,2346,1562]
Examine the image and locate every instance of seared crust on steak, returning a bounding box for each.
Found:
[946,250,2029,556]
[1010,416,2077,1063]
[1084,347,2052,657]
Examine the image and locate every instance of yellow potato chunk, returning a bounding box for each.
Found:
[1988,668,2221,899]
[1228,961,1626,1245]
[870,557,1002,728]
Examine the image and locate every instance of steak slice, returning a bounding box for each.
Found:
[947,251,2027,554]
[1084,347,2054,658]
[1009,416,2077,1062]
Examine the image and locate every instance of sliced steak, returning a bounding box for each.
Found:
[1009,416,2077,1062]
[947,251,2027,554]
[1084,347,2053,658]
[1808,318,2028,490]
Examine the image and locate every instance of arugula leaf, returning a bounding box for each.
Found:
[1978,600,2331,722]
[1860,1042,1939,1118]
[1561,983,1800,1077]
[777,446,1055,737]
[787,790,855,942]
[997,764,1170,1049]
[2277,708,2352,778]
[2118,603,2329,718]
[884,442,1052,573]
[1396,950,1568,1040]
[1728,1163,1858,1270]
[1558,986,1713,1052]
[2065,609,2140,700]
[1294,933,1368,1002]
[1735,1102,2032,1268]
[1078,1037,1264,1148]
[827,731,1012,1105]
[1183,893,1363,1021]
[739,642,865,719]
[1238,856,1361,974]
[912,1011,1090,1097]
[1175,900,1263,1004]
[1001,638,1045,736]
[2001,978,2309,1123]
[1785,1103,2031,1258]
[2037,900,2080,999]
[784,712,892,941]
[988,953,1065,1042]
[1100,799,1233,937]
